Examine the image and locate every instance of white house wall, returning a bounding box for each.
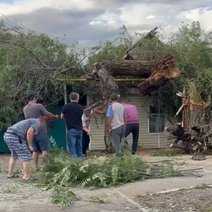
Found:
[90,95,168,150]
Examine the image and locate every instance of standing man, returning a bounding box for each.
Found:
[4,117,47,180]
[61,92,84,158]
[23,91,58,171]
[106,94,125,157]
[123,103,140,155]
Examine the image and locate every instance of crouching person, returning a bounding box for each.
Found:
[3,116,47,181]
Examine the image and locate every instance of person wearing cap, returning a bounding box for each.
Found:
[106,93,125,157]
[4,116,47,180]
[23,91,59,171]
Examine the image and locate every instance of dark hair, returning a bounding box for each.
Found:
[70,92,79,101]
[110,93,120,101]
[26,91,38,101]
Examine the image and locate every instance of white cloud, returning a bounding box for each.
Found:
[0,0,95,15]
[178,7,212,32]
[146,15,156,20]
[89,20,102,25]
[0,0,211,45]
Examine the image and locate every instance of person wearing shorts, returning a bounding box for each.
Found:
[4,117,47,180]
[23,91,58,170]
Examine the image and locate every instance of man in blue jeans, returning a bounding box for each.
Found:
[61,92,84,158]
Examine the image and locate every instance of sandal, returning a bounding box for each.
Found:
[22,176,31,182]
[22,176,37,182]
[35,168,41,172]
[7,174,16,178]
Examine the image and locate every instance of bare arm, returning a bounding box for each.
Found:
[26,127,35,151]
[60,113,64,119]
[83,126,90,134]
[107,117,112,133]
[46,112,59,119]
[93,108,106,115]
[39,104,58,119]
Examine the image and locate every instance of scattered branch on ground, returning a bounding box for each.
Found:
[39,149,180,206]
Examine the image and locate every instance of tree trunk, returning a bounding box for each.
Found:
[89,55,180,96]
[100,60,154,77]
[92,55,178,78]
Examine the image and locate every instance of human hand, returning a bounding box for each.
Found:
[86,129,90,135]
[29,146,34,153]
[107,128,112,134]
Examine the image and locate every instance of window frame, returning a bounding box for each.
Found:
[148,103,165,134]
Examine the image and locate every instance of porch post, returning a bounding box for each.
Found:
[63,83,68,152]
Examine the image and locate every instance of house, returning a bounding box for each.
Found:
[89,93,168,150]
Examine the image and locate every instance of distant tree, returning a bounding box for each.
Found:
[0,22,83,128]
[170,21,212,102]
[87,22,212,116]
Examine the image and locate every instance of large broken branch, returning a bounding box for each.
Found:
[92,59,155,77]
[89,55,180,96]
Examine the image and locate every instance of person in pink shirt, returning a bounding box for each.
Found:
[123,103,140,155]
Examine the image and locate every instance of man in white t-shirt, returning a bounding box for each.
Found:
[106,94,125,157]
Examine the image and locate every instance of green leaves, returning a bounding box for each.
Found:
[41,150,179,189]
[39,149,180,207]
[0,22,83,128]
[51,186,76,207]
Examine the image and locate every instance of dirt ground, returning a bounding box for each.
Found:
[1,152,212,212]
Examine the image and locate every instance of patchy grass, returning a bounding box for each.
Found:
[88,196,106,204]
[194,183,212,189]
[201,206,212,212]
[51,186,77,208]
[151,148,182,157]
[3,183,20,193]
[87,150,107,157]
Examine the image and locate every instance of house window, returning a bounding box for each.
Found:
[149,104,165,133]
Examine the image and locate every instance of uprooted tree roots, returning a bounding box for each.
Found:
[167,83,212,160]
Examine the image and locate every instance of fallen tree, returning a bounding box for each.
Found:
[88,55,180,97]
[167,83,212,160]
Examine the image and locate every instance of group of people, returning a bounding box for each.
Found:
[3,91,140,180]
[106,93,140,157]
[4,91,58,180]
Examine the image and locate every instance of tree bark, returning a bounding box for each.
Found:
[99,60,155,77]
[92,55,178,78]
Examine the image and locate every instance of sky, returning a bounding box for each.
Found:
[0,0,212,47]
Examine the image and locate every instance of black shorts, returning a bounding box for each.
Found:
[33,130,50,152]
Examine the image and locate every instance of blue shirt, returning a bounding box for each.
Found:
[7,118,41,139]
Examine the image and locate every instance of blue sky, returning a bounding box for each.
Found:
[0,0,212,46]
[1,0,14,3]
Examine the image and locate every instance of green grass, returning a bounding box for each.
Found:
[151,148,182,157]
[3,183,20,193]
